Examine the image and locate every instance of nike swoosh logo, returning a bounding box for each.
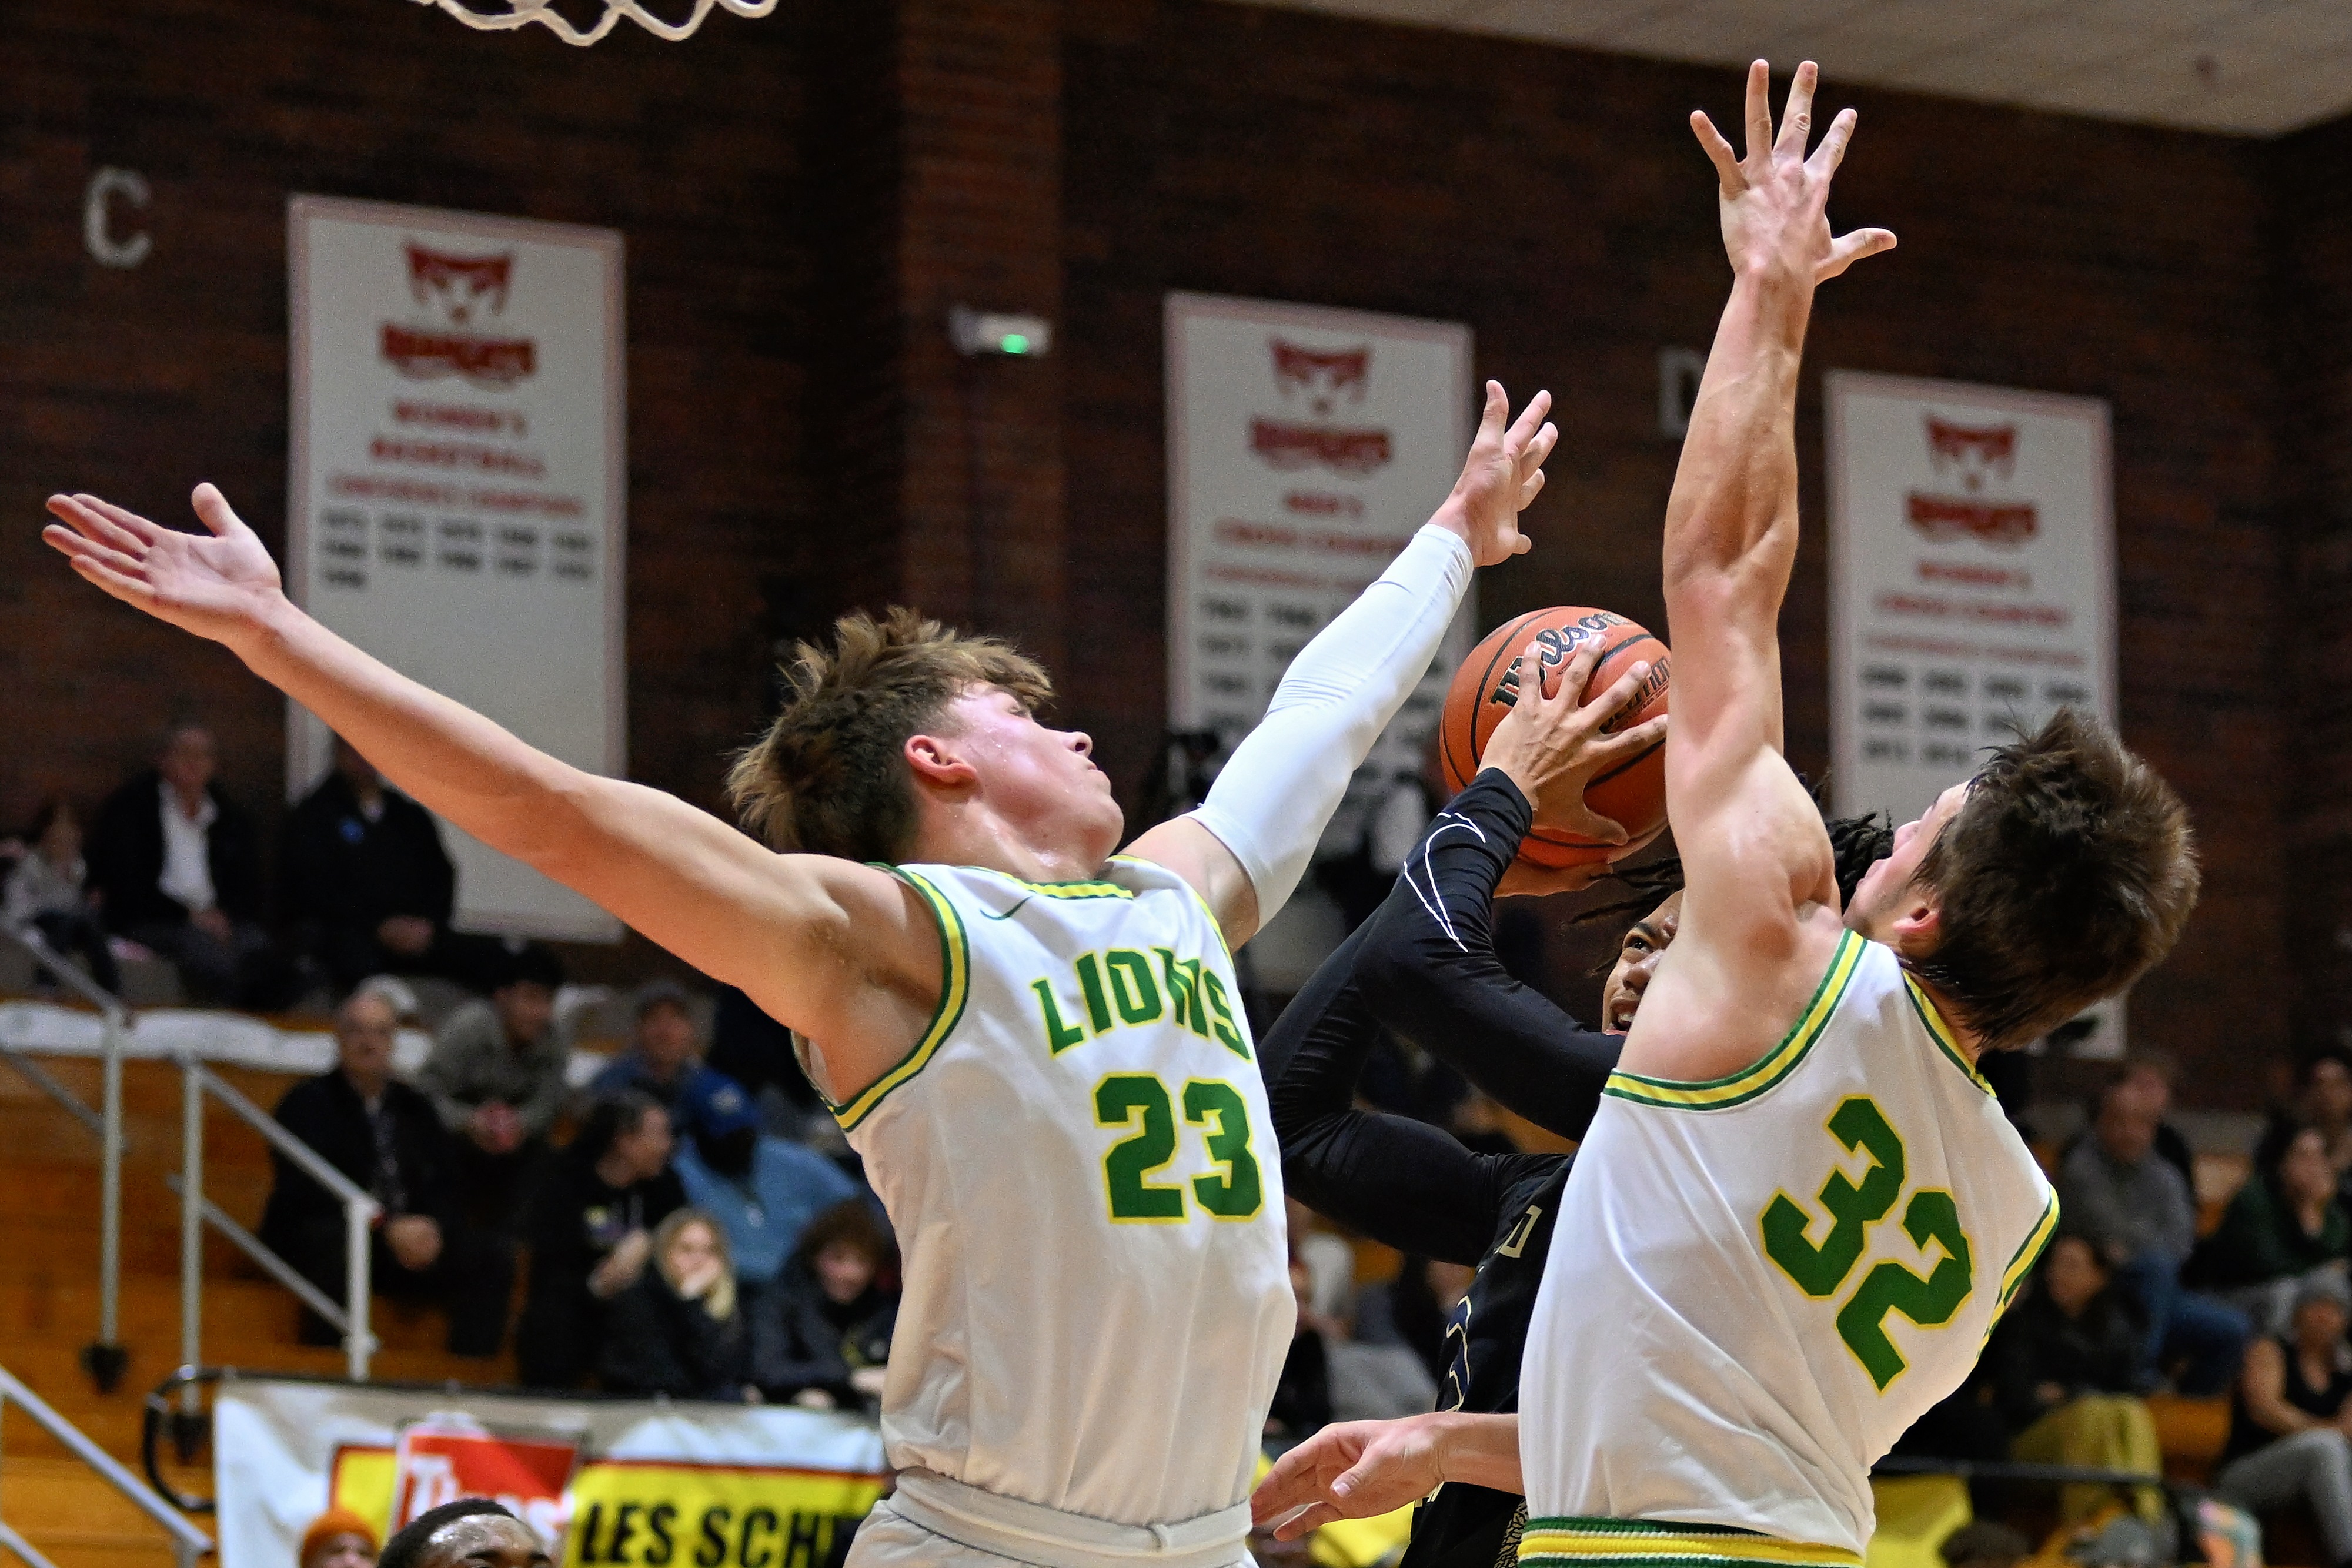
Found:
[981,896,1033,921]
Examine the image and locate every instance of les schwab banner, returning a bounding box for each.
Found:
[216,1378,886,1567]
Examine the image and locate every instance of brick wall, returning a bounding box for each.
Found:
[2275,116,2352,1062]
[1063,1,2290,1095]
[0,0,827,978]
[0,0,2316,1091]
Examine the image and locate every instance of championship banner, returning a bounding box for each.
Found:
[1165,293,1475,855]
[288,195,626,941]
[216,1377,887,1568]
[1826,372,2122,1050]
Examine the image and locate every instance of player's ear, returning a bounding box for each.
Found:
[904,731,981,789]
[1887,897,1942,954]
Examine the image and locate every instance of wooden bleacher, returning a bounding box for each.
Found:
[0,1046,517,1567]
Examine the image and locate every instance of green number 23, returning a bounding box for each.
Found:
[1760,1095,1973,1390]
[1095,1074,1264,1223]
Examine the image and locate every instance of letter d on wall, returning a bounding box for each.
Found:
[84,166,152,269]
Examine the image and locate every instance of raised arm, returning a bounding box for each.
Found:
[43,487,937,1101]
[1131,381,1555,946]
[1261,922,1538,1265]
[1630,62,1895,1081]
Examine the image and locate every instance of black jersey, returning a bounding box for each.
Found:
[1263,771,1618,1568]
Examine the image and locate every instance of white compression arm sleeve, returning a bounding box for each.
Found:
[1188,523,1474,926]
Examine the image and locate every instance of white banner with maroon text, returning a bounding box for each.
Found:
[286,195,626,941]
[216,1376,887,1568]
[1165,293,1475,858]
[1826,372,2123,1053]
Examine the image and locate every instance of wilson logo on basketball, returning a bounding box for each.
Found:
[1250,336,1391,476]
[381,242,537,389]
[1905,415,2037,546]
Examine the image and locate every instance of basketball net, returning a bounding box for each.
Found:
[409,0,776,46]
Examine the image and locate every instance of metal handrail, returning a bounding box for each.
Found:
[0,1363,212,1566]
[173,1054,380,1382]
[0,925,129,1391]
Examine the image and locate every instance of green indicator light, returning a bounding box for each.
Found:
[1001,333,1030,355]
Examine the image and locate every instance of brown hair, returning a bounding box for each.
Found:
[1908,708,2199,1052]
[796,1197,895,1273]
[727,607,1053,862]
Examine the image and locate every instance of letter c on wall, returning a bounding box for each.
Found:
[83,166,152,269]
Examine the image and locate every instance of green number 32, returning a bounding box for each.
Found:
[1095,1074,1264,1223]
[1760,1095,1973,1390]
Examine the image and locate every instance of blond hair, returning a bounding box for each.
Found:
[727,607,1053,862]
[654,1207,737,1322]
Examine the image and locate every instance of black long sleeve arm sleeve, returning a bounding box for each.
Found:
[1262,923,1545,1266]
[1353,769,1623,1142]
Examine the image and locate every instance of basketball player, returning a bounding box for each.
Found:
[44,383,1557,1568]
[1254,61,2198,1568]
[1264,640,1886,1568]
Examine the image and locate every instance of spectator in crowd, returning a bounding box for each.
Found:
[515,1090,684,1389]
[590,982,757,1148]
[599,1207,756,1400]
[2,799,118,992]
[2059,1075,2248,1393]
[2212,1273,2352,1565]
[753,1198,899,1410]
[419,943,567,1232]
[282,734,508,997]
[2113,1053,2197,1191]
[299,1507,379,1568]
[1938,1522,2030,1568]
[673,1095,858,1289]
[2276,1051,2352,1200]
[259,989,512,1356]
[88,722,283,1006]
[2193,1122,2352,1335]
[1989,1233,2161,1524]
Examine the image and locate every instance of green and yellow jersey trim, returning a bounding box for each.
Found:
[1520,1518,1862,1568]
[1905,976,1994,1097]
[1110,853,1236,963]
[985,866,1135,901]
[1984,1191,2062,1340]
[1602,931,1865,1111]
[828,868,973,1132]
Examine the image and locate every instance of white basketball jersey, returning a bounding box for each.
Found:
[1520,933,2057,1561]
[817,856,1294,1529]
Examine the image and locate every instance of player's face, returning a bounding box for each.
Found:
[934,685,1124,861]
[1599,890,1682,1034]
[1843,780,1970,941]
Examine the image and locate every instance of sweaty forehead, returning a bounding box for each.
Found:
[426,1514,547,1566]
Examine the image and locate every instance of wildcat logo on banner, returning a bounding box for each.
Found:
[392,1421,580,1548]
[1904,414,2038,546]
[382,242,538,387]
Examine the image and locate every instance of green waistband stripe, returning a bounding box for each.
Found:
[831,869,971,1131]
[1519,1519,1862,1568]
[1601,932,1865,1111]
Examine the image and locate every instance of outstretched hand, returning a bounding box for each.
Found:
[1690,60,1895,286]
[1481,637,1669,850]
[1251,1416,1450,1542]
[44,484,287,647]
[1435,382,1556,569]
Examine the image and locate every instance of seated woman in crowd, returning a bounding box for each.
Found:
[753,1199,897,1410]
[2194,1121,2352,1336]
[516,1091,685,1389]
[1989,1232,2162,1524]
[2213,1273,2352,1563]
[599,1207,755,1401]
[2,800,118,993]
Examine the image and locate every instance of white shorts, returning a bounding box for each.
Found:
[846,1471,1254,1568]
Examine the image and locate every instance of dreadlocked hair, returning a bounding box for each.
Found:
[1573,778,1894,931]
[726,607,1053,863]
[1906,707,2197,1053]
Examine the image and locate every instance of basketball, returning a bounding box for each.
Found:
[1438,607,1672,867]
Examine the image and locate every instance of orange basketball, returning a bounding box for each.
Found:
[1438,607,1671,868]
